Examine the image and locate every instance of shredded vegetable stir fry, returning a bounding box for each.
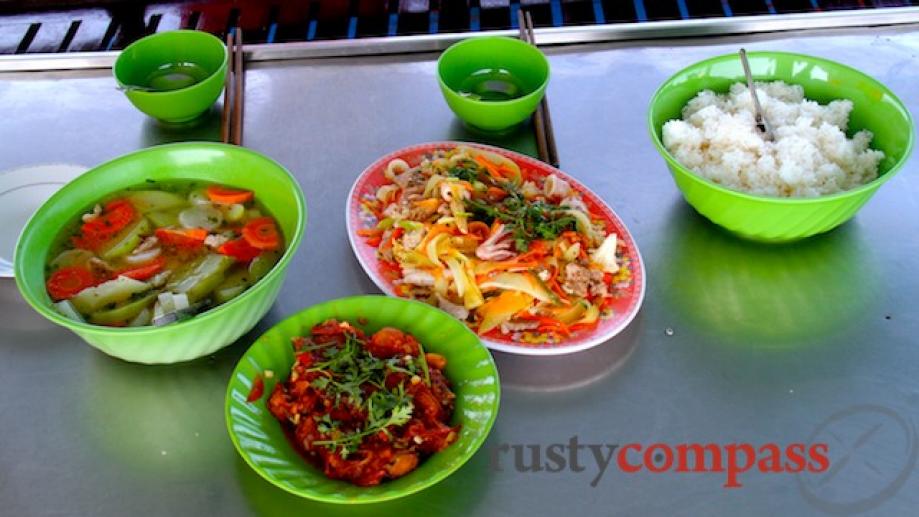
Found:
[357,146,633,344]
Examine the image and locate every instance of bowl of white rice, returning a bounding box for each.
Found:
[648,51,913,242]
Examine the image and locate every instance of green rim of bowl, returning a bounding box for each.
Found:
[647,50,915,204]
[224,295,501,504]
[436,36,550,107]
[13,142,307,337]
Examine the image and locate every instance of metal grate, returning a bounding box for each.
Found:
[0,0,915,55]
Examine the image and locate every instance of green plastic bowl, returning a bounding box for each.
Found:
[14,142,307,364]
[437,36,549,132]
[225,295,500,504]
[114,30,227,123]
[648,51,914,242]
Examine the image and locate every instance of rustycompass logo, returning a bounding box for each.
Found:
[489,437,831,488]
[488,404,916,502]
[798,405,918,514]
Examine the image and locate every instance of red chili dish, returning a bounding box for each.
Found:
[267,319,460,486]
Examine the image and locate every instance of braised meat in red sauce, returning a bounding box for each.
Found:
[267,319,460,486]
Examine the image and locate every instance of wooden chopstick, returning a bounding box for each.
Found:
[220,29,245,145]
[524,11,559,167]
[517,10,559,167]
[220,32,235,144]
[231,29,245,146]
[516,9,549,164]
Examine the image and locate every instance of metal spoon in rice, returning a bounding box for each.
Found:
[739,49,774,142]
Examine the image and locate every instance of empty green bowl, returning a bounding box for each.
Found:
[437,36,550,132]
[225,295,500,504]
[114,30,227,123]
[14,142,306,364]
[648,51,914,242]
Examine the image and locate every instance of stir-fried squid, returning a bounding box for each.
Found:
[357,145,633,344]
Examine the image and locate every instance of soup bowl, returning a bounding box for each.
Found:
[14,142,307,364]
[113,30,227,123]
[437,36,550,132]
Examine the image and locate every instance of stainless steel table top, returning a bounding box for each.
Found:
[1,26,918,517]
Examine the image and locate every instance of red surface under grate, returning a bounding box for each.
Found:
[0,0,912,55]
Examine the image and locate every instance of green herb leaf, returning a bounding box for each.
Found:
[466,183,577,252]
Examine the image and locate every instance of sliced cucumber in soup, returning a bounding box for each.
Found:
[147,209,181,228]
[54,300,86,323]
[70,276,152,314]
[214,269,250,303]
[125,191,188,213]
[51,249,94,270]
[99,217,151,260]
[166,254,207,289]
[169,254,235,302]
[213,251,281,304]
[249,251,281,280]
[128,306,153,327]
[244,208,262,222]
[89,293,157,326]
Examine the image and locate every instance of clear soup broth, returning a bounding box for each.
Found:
[456,68,528,102]
[142,62,211,91]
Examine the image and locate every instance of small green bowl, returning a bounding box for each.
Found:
[114,30,227,124]
[225,295,500,504]
[437,36,549,133]
[648,51,914,242]
[14,142,307,364]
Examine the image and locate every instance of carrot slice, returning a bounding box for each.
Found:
[485,187,508,202]
[155,227,208,248]
[569,320,599,333]
[241,217,280,250]
[76,199,137,250]
[116,256,166,281]
[357,228,384,237]
[82,199,135,235]
[206,185,253,204]
[218,237,261,262]
[474,155,503,180]
[46,266,96,301]
[468,221,490,241]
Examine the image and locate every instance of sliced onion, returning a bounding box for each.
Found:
[124,247,161,265]
[179,205,223,231]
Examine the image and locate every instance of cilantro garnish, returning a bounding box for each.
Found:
[466,183,576,252]
[302,331,424,458]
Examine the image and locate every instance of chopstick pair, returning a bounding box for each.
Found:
[221,29,245,145]
[516,10,559,167]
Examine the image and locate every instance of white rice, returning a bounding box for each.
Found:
[662,81,884,197]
